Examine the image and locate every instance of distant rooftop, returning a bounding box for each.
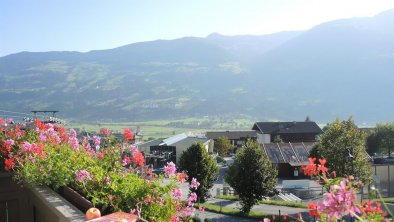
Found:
[170,137,210,148]
[252,122,322,134]
[161,133,188,146]
[137,133,204,148]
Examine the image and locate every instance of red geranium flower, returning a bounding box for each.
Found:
[302,157,318,176]
[4,158,15,171]
[54,125,68,142]
[317,158,328,174]
[133,151,144,167]
[361,200,384,216]
[176,172,188,183]
[308,201,320,218]
[35,119,49,131]
[100,128,111,137]
[123,128,134,141]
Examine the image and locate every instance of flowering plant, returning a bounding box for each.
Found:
[301,157,393,222]
[0,118,202,221]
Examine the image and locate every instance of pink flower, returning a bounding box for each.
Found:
[188,192,197,206]
[171,188,182,200]
[122,156,131,166]
[263,218,270,222]
[178,206,195,219]
[317,179,361,220]
[93,136,101,147]
[68,129,79,150]
[6,118,13,124]
[69,129,77,138]
[190,177,200,190]
[199,206,205,213]
[84,143,94,154]
[69,137,79,150]
[22,142,32,152]
[164,161,176,177]
[5,139,15,146]
[75,170,92,182]
[39,131,47,142]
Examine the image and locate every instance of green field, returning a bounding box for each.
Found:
[67,117,255,140]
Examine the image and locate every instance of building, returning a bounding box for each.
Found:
[262,142,316,178]
[252,121,323,143]
[137,133,213,168]
[206,130,257,149]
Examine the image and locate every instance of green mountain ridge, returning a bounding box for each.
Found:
[0,9,393,123]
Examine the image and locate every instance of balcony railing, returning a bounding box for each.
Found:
[0,172,85,222]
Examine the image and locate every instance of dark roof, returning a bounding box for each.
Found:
[206,130,257,140]
[252,122,322,134]
[262,142,311,164]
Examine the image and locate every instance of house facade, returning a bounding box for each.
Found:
[252,121,322,178]
[206,130,257,149]
[137,133,213,168]
[261,142,316,178]
[252,121,323,143]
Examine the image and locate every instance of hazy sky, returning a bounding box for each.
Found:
[1,0,394,56]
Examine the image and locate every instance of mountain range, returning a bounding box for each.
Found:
[0,9,393,123]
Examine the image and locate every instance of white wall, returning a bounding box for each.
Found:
[257,133,271,143]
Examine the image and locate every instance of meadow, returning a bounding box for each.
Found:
[67,117,255,140]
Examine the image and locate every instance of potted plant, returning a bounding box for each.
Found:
[0,118,203,221]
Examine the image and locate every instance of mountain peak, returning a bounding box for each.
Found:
[206,32,225,39]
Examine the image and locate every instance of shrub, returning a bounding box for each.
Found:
[179,142,219,202]
[225,140,277,214]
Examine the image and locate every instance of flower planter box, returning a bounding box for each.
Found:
[27,185,139,222]
[1,172,138,222]
[26,185,86,222]
[0,172,31,222]
[58,186,93,213]
[1,172,86,222]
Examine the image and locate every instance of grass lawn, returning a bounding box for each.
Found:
[215,195,308,208]
[67,117,255,139]
[199,203,295,222]
[380,197,394,204]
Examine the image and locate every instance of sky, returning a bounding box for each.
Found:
[1,0,394,57]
